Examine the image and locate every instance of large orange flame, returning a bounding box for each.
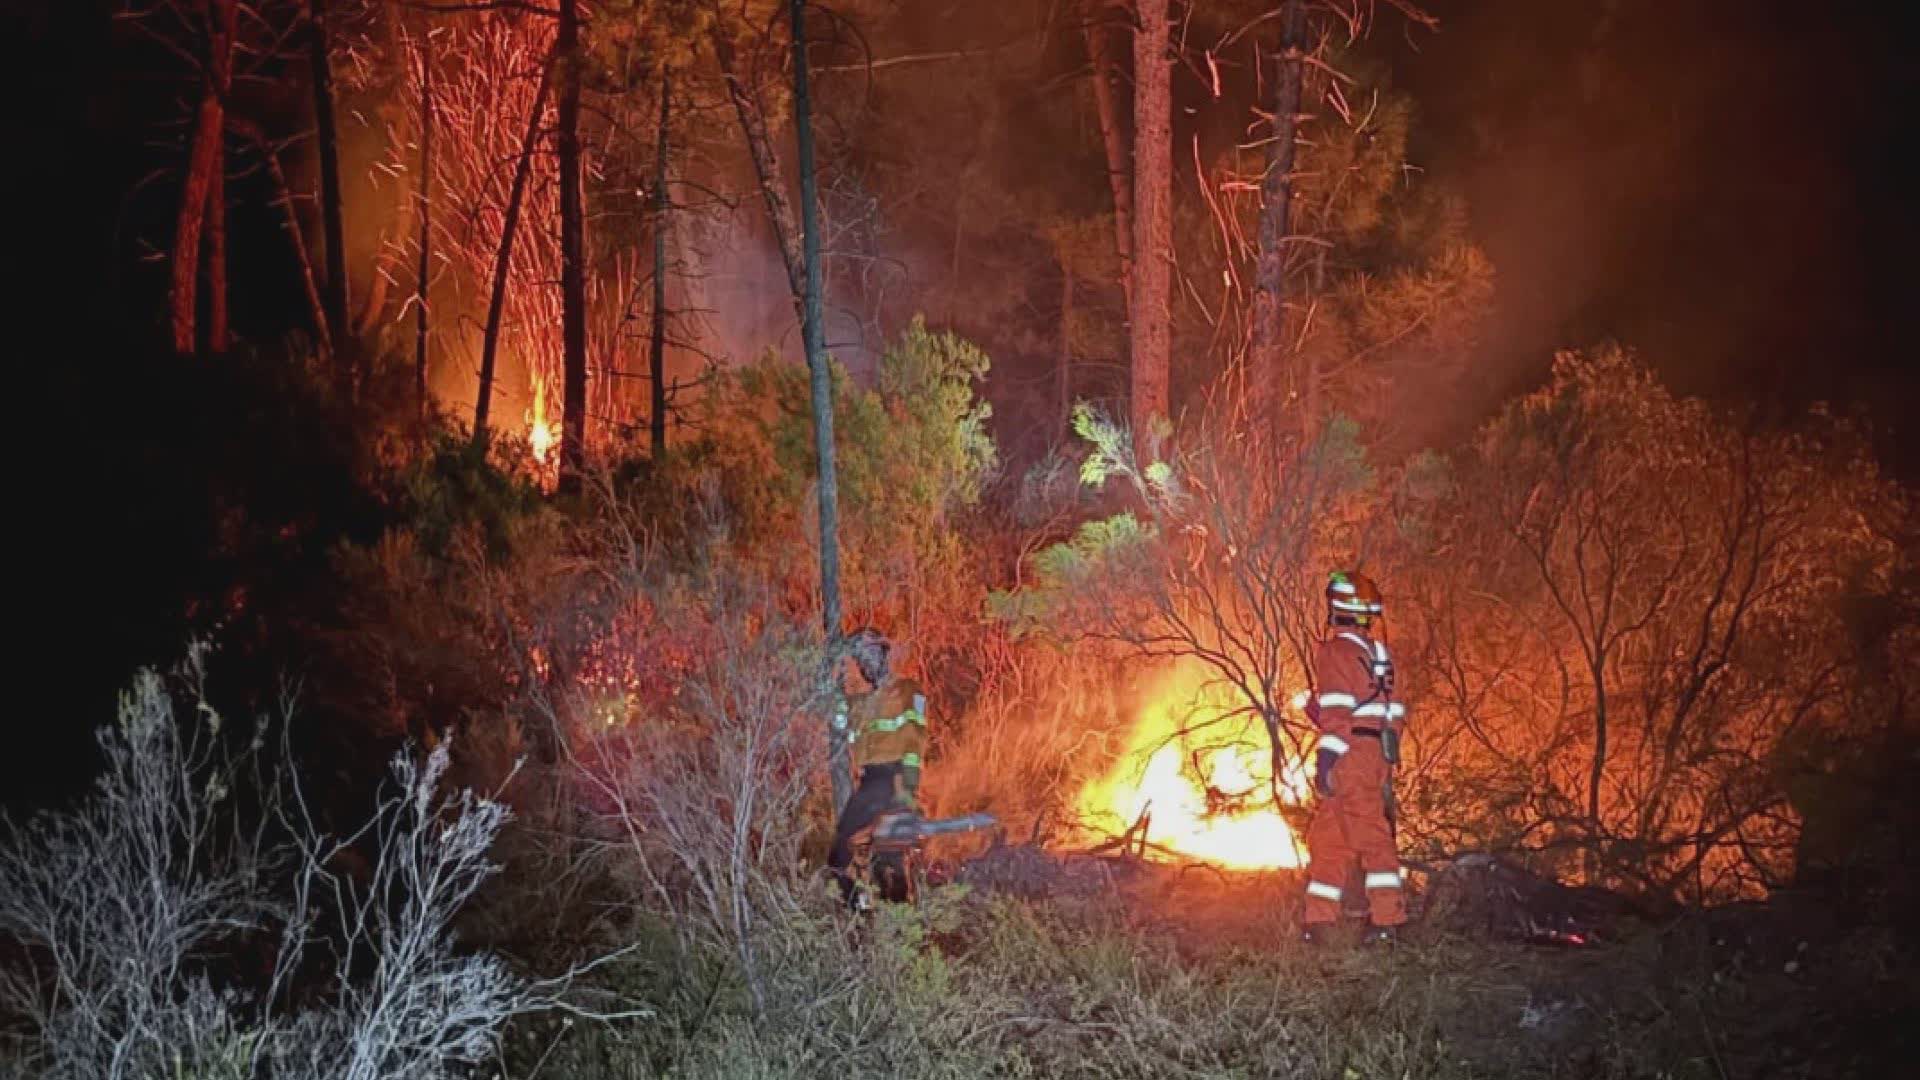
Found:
[1078,666,1311,870]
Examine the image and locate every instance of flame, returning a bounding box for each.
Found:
[527,377,558,466]
[1078,666,1311,870]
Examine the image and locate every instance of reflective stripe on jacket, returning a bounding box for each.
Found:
[849,678,927,772]
[1310,631,1404,755]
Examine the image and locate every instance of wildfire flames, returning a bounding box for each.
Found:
[1078,668,1312,870]
[527,376,558,467]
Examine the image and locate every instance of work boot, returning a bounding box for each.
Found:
[1362,925,1399,947]
[1300,925,1330,947]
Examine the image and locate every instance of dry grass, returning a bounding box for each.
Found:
[923,644,1143,851]
[505,864,1917,1079]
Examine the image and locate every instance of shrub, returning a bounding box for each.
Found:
[0,653,609,1079]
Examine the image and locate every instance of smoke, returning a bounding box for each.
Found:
[1397,0,1919,460]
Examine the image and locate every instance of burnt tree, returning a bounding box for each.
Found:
[556,0,588,493]
[1083,0,1132,298]
[711,18,805,302]
[789,0,849,809]
[1129,0,1172,450]
[308,0,350,378]
[229,116,330,354]
[414,36,434,418]
[168,0,237,356]
[474,55,556,447]
[1251,1,1307,411]
[649,73,672,459]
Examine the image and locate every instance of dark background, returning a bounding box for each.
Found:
[1401,0,1919,454]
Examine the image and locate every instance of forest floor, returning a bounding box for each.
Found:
[509,854,1917,1079]
[1097,864,1914,1078]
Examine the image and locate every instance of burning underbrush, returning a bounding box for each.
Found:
[1074,664,1313,871]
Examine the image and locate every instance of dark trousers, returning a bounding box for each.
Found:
[827,765,902,904]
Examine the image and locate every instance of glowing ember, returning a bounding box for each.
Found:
[1079,667,1311,870]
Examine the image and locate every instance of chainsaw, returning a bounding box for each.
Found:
[857,811,998,905]
[869,810,999,850]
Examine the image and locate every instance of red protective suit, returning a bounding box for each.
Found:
[1302,627,1407,928]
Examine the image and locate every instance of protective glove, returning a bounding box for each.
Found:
[1313,748,1340,798]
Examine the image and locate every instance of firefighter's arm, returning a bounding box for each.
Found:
[1311,642,1361,796]
[1311,667,1358,761]
[1302,680,1340,796]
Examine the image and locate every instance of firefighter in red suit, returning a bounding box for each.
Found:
[1301,570,1407,945]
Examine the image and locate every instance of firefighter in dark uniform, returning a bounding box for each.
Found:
[826,627,927,908]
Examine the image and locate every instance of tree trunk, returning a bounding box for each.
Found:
[168,0,237,356]
[790,0,849,811]
[1252,0,1306,409]
[309,0,351,381]
[1589,658,1609,831]
[205,125,229,354]
[1129,0,1173,452]
[473,56,556,447]
[1084,2,1132,297]
[169,94,218,354]
[649,73,671,459]
[231,117,331,355]
[712,24,805,307]
[1303,248,1324,432]
[414,38,434,419]
[556,0,588,494]
[352,253,395,344]
[1059,261,1074,433]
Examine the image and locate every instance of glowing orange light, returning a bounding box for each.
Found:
[1078,666,1311,870]
[527,377,558,466]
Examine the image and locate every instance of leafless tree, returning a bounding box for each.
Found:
[555,0,589,492]
[0,652,640,1079]
[1017,406,1375,806]
[1399,351,1903,901]
[568,564,831,1023]
[0,659,278,1078]
[475,43,557,446]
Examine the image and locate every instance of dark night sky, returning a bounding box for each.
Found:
[1398,0,1919,469]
